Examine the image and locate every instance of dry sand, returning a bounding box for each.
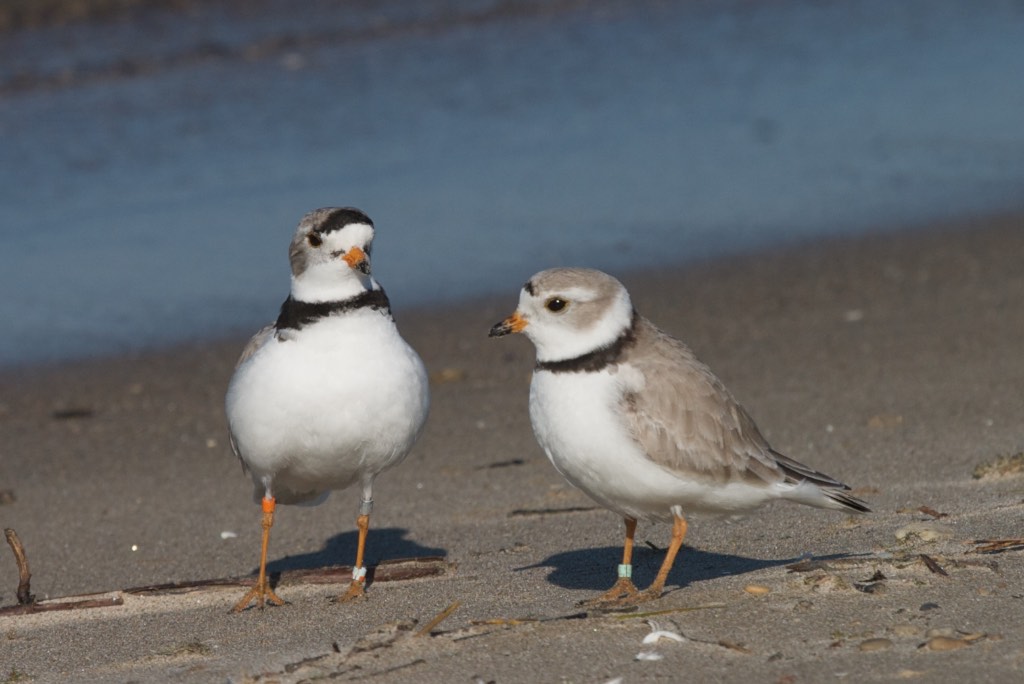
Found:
[2,215,1023,682]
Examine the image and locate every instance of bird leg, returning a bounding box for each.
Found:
[232,496,286,612]
[631,513,687,604]
[581,517,640,606]
[586,514,688,607]
[335,499,372,602]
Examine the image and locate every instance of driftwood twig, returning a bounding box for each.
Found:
[416,600,461,637]
[0,595,124,617]
[124,556,452,596]
[4,528,34,605]
[969,538,1024,554]
[1,555,451,618]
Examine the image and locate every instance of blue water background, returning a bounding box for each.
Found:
[1,0,1023,367]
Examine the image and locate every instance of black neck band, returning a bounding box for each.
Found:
[535,311,638,374]
[274,289,391,332]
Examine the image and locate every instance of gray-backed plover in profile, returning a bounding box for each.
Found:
[226,207,429,612]
[489,267,868,606]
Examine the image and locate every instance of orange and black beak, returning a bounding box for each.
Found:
[488,311,527,337]
[342,246,371,275]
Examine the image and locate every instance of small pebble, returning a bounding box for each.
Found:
[894,522,954,543]
[898,670,927,679]
[890,624,922,639]
[808,574,850,593]
[855,581,887,595]
[858,638,893,652]
[430,367,466,384]
[642,630,686,645]
[923,636,969,651]
[744,584,771,596]
[925,627,955,638]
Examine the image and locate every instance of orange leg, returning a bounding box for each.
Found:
[633,513,687,603]
[232,496,286,612]
[334,513,370,602]
[587,514,688,607]
[582,517,640,606]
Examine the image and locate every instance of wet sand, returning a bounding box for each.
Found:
[1,215,1023,682]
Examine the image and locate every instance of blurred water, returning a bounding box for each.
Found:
[1,0,1023,367]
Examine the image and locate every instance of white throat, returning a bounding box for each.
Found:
[291,265,376,303]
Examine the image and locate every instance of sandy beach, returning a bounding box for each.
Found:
[1,215,1023,682]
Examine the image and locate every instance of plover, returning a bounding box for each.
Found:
[225,207,429,612]
[489,268,868,606]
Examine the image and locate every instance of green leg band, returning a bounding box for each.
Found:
[618,564,632,579]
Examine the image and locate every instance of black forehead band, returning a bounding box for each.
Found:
[523,279,536,296]
[315,207,374,235]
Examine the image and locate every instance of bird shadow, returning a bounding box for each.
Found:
[264,527,447,575]
[520,544,859,592]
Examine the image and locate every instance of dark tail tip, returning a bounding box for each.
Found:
[826,489,871,514]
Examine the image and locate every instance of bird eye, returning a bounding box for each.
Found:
[545,297,568,313]
[307,233,322,247]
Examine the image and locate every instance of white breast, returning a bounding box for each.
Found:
[226,309,429,501]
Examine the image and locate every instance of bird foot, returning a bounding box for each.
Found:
[231,578,286,613]
[332,580,366,603]
[583,582,666,609]
[614,586,664,606]
[579,577,641,607]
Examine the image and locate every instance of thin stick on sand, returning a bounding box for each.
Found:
[4,527,35,606]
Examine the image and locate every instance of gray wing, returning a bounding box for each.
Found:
[228,432,247,471]
[620,318,837,489]
[234,324,274,369]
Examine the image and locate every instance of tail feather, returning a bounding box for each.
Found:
[772,449,871,513]
[823,488,871,513]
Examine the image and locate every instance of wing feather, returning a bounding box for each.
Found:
[616,317,868,512]
[234,324,274,369]
[618,318,789,487]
